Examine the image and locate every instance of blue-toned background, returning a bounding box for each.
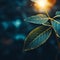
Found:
[0,0,60,60]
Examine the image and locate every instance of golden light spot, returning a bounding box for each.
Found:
[31,0,56,12]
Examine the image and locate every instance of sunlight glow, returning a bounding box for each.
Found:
[31,0,56,12]
[35,0,48,9]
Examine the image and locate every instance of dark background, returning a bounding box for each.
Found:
[0,0,60,60]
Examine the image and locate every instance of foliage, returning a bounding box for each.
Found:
[24,11,60,51]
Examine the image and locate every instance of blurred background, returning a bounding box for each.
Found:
[0,0,60,60]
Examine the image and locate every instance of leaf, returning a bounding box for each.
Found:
[52,11,60,37]
[42,20,51,26]
[51,20,60,37]
[24,25,52,51]
[54,11,60,18]
[56,11,60,15]
[24,14,48,24]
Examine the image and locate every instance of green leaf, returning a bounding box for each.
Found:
[54,11,60,18]
[42,21,51,26]
[56,11,60,15]
[24,25,52,51]
[51,20,60,37]
[24,14,48,24]
[52,11,60,37]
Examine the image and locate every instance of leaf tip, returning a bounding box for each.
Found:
[23,46,34,52]
[23,48,29,52]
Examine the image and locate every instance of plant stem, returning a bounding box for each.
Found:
[45,9,60,60]
[45,9,50,18]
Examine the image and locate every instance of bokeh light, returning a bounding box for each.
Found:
[12,19,22,28]
[0,0,59,60]
[2,22,9,30]
[14,34,25,40]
